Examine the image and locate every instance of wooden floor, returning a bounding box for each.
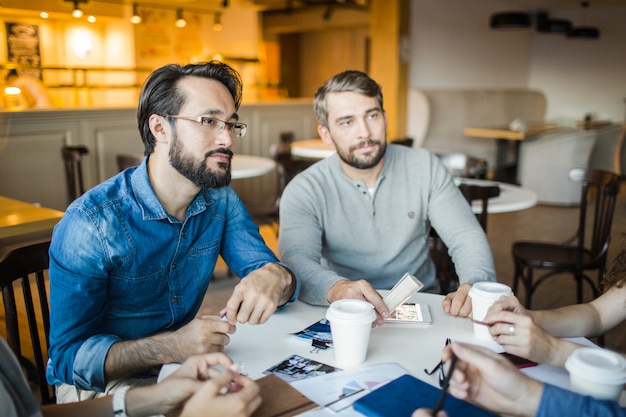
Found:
[2,185,625,390]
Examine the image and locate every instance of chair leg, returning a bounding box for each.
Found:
[524,267,534,309]
[575,272,583,304]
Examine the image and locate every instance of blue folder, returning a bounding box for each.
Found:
[353,374,498,417]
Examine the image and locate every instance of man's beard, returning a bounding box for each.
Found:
[336,139,386,169]
[169,131,232,189]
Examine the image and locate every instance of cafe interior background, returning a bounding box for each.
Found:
[1,0,626,371]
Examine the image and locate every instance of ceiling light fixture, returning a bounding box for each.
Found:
[175,8,186,28]
[71,0,84,18]
[130,3,142,24]
[568,1,600,40]
[489,11,531,30]
[536,12,572,34]
[87,15,96,23]
[213,13,223,31]
[40,11,49,18]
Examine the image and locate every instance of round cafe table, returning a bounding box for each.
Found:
[455,178,538,214]
[290,139,336,159]
[158,292,618,405]
[231,154,276,180]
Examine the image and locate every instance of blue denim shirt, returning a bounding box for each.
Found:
[46,158,299,391]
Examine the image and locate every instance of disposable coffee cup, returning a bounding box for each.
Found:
[565,347,626,401]
[326,299,376,368]
[468,282,513,340]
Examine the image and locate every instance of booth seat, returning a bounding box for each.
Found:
[517,128,596,206]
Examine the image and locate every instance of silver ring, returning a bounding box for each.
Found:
[509,325,516,336]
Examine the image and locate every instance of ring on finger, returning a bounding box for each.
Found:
[508,324,516,336]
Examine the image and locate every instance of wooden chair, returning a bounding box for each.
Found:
[270,131,317,184]
[430,183,501,294]
[242,162,288,237]
[116,152,144,172]
[0,241,55,404]
[512,169,621,308]
[389,137,414,147]
[61,145,89,205]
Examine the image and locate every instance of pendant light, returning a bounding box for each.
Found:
[536,11,572,34]
[568,2,600,39]
[490,12,531,30]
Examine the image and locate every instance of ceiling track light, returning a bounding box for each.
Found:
[72,1,84,18]
[175,8,187,28]
[213,13,223,31]
[130,3,142,24]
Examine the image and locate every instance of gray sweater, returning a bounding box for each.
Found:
[278,145,496,305]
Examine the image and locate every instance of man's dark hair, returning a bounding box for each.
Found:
[137,60,243,154]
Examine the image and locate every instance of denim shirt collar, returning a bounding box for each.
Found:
[130,156,211,222]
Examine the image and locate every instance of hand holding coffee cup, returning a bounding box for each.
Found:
[326,299,376,368]
[468,282,513,341]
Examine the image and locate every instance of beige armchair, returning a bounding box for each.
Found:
[517,128,596,206]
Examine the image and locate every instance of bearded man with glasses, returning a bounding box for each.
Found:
[47,61,299,403]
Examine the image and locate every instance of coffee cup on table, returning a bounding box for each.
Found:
[326,299,376,368]
[565,347,626,401]
[468,282,513,341]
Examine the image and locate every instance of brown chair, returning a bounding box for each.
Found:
[430,183,501,294]
[0,241,55,404]
[390,137,414,147]
[116,152,144,172]
[241,162,288,237]
[270,131,317,184]
[61,145,89,205]
[512,169,621,308]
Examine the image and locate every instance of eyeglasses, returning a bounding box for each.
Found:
[166,115,247,138]
[423,338,451,387]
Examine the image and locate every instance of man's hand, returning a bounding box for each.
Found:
[136,352,262,417]
[222,263,295,325]
[326,280,389,326]
[442,283,472,317]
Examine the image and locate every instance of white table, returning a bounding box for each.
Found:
[456,178,538,214]
[291,139,336,159]
[231,155,276,179]
[160,292,624,407]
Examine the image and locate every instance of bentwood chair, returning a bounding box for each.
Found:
[242,162,288,237]
[512,169,621,308]
[61,145,89,205]
[0,241,55,404]
[431,183,501,294]
[116,152,144,172]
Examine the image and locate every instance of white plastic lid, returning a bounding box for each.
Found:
[565,348,626,384]
[468,282,513,301]
[326,299,376,324]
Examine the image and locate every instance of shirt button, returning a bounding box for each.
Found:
[172,296,178,304]
[172,263,177,269]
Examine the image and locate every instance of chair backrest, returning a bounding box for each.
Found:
[116,153,144,172]
[270,131,316,184]
[0,241,55,404]
[577,170,621,264]
[437,152,488,179]
[458,184,501,232]
[389,137,414,147]
[61,145,89,205]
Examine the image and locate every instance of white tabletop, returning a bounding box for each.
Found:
[291,139,336,159]
[231,155,276,180]
[456,178,538,214]
[159,292,622,407]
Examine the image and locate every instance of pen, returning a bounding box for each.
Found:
[432,353,458,414]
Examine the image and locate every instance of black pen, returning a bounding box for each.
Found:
[432,353,458,414]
